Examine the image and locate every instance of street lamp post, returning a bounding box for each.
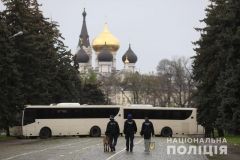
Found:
[120,87,132,105]
[9,31,23,39]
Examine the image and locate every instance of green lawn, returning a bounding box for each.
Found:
[208,135,240,160]
[0,135,16,141]
[225,134,240,146]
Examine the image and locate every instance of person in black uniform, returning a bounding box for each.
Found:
[123,114,137,152]
[105,115,120,152]
[140,117,155,152]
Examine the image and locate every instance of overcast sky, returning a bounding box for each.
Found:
[1,0,209,73]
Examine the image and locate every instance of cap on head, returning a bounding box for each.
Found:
[127,114,132,119]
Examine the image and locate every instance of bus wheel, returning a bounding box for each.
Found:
[161,127,172,137]
[90,126,101,137]
[39,127,52,139]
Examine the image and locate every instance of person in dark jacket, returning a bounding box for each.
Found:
[123,114,137,152]
[105,115,120,152]
[140,117,155,152]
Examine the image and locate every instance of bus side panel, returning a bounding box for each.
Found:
[35,119,81,136]
[34,119,115,136]
[197,125,204,134]
[22,123,36,137]
[133,119,196,136]
[152,120,180,135]
[189,109,203,135]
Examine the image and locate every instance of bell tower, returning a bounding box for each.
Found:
[76,8,92,70]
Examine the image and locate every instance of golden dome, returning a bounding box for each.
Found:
[92,23,120,53]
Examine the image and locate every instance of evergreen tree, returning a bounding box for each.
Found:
[0,11,23,135]
[0,0,106,133]
[193,0,240,134]
[80,83,106,105]
[73,69,106,104]
[216,0,240,134]
[2,0,53,104]
[2,0,82,104]
[192,0,228,129]
[0,0,83,133]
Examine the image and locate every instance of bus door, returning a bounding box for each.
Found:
[116,107,124,133]
[23,108,37,136]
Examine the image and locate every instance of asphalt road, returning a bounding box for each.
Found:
[0,137,208,160]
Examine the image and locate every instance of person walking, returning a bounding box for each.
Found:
[123,114,137,152]
[105,115,120,152]
[140,117,155,152]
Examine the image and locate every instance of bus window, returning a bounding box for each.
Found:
[80,108,120,118]
[123,109,192,120]
[66,108,120,118]
[24,107,121,120]
[23,108,36,125]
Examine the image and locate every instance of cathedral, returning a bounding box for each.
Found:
[73,9,139,105]
[73,9,138,76]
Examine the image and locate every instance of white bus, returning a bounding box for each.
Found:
[123,105,204,137]
[18,103,203,138]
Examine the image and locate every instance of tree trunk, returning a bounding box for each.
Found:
[217,128,224,137]
[5,126,10,137]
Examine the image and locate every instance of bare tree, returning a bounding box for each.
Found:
[98,73,119,104]
[156,57,195,107]
[157,59,174,106]
[120,72,142,104]
[97,57,195,107]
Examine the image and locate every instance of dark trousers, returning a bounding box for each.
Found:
[125,134,134,151]
[109,135,118,149]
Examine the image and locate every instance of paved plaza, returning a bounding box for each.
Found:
[0,137,208,160]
